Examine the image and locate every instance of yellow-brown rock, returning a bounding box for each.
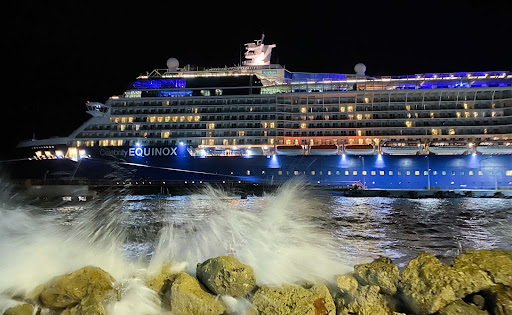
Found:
[39,266,115,309]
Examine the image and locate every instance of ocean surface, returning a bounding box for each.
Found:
[1,183,511,311]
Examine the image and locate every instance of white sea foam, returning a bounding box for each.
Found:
[0,181,350,313]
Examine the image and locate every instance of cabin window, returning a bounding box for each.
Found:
[294,171,299,175]
[246,170,251,175]
[311,171,315,175]
[406,171,411,176]
[442,171,447,175]
[433,171,438,175]
[362,171,367,175]
[452,171,456,175]
[389,171,393,175]
[327,171,332,175]
[380,171,385,176]
[478,171,483,175]
[415,171,420,176]
[371,171,376,175]
[336,171,340,175]
[506,170,512,176]
[469,171,474,175]
[262,170,265,174]
[353,171,358,175]
[460,171,465,176]
[345,171,349,175]
[278,170,283,175]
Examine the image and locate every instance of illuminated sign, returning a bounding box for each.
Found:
[99,147,179,157]
[262,70,277,75]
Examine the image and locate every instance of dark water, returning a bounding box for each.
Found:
[34,191,512,268]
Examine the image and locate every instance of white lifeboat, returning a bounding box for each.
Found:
[476,140,512,154]
[309,144,339,155]
[381,141,422,155]
[343,144,375,155]
[428,141,469,155]
[275,145,304,156]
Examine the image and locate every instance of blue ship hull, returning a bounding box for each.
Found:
[8,146,512,190]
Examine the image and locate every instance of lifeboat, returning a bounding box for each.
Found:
[476,140,512,154]
[381,141,422,155]
[428,141,469,155]
[275,145,305,155]
[309,144,339,155]
[343,144,375,155]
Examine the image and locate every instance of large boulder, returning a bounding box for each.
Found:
[336,284,394,315]
[451,250,512,288]
[39,266,115,310]
[167,271,226,315]
[251,284,335,315]
[354,256,400,295]
[400,252,465,314]
[196,256,256,298]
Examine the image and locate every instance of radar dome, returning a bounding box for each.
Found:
[354,63,366,76]
[166,57,179,71]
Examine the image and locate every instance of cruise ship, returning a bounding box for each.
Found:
[9,35,512,190]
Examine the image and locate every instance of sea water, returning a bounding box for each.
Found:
[0,182,511,313]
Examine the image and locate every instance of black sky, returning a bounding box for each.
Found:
[3,0,511,157]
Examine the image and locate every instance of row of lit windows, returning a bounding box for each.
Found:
[252,169,512,176]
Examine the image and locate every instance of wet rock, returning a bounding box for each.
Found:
[401,252,462,314]
[336,274,359,296]
[39,266,115,309]
[451,250,512,288]
[196,256,256,298]
[2,303,34,315]
[336,284,393,315]
[492,285,512,315]
[144,261,181,294]
[309,285,336,315]
[167,271,226,315]
[437,300,489,315]
[251,284,335,315]
[470,294,486,310]
[354,256,400,295]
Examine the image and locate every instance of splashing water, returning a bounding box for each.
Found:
[0,181,350,313]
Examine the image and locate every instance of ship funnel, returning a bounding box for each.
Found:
[354,63,366,76]
[243,34,276,66]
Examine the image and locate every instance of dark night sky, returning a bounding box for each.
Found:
[3,0,511,158]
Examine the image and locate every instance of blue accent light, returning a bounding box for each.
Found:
[156,90,192,97]
[132,79,186,89]
[291,72,346,83]
[267,155,281,169]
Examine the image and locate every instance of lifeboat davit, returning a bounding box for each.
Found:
[381,141,421,155]
[428,141,469,155]
[476,140,512,154]
[343,144,375,155]
[275,145,304,155]
[309,144,339,155]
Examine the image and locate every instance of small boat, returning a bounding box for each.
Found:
[343,144,375,155]
[381,141,422,155]
[275,145,305,155]
[476,140,512,154]
[309,144,339,155]
[428,141,468,155]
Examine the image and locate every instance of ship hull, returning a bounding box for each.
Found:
[5,145,512,191]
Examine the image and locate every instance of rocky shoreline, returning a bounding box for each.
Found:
[3,249,511,315]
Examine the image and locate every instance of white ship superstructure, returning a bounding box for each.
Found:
[18,35,512,157]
